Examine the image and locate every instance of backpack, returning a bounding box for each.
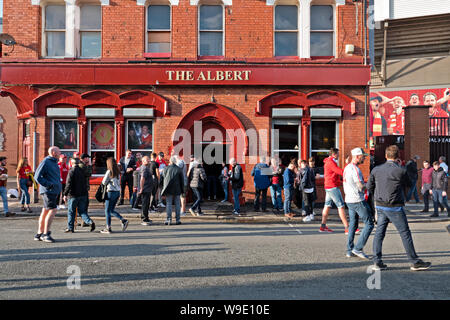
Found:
[95,183,107,203]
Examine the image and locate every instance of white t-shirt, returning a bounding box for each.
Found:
[343,163,365,203]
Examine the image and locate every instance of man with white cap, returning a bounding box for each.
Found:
[343,147,374,259]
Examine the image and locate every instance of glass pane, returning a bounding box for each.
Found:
[275,32,298,56]
[148,5,171,30]
[91,121,115,150]
[92,151,115,175]
[199,32,223,56]
[275,5,298,30]
[274,151,299,167]
[311,5,333,30]
[200,5,223,30]
[311,121,336,150]
[274,124,299,150]
[310,32,333,56]
[81,5,101,30]
[81,32,101,57]
[128,121,153,150]
[311,151,328,169]
[53,121,78,150]
[46,5,66,29]
[46,32,65,56]
[148,31,170,53]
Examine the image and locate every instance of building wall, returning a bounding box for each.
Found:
[0,97,19,174]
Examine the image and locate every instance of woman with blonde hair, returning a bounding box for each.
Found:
[16,157,33,213]
[100,157,129,234]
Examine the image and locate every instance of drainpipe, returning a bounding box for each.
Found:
[365,82,370,149]
[381,21,388,84]
[32,116,38,203]
[363,0,367,65]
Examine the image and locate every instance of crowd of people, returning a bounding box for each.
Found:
[1,143,449,271]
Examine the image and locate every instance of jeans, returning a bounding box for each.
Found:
[141,192,151,220]
[105,191,124,227]
[67,195,93,230]
[373,207,420,265]
[166,194,181,223]
[120,173,133,202]
[302,191,314,216]
[254,187,268,211]
[406,179,420,203]
[423,190,430,211]
[283,187,293,214]
[191,187,203,214]
[324,187,345,208]
[232,188,241,213]
[346,201,374,254]
[207,176,217,198]
[19,178,31,205]
[222,181,229,201]
[270,184,283,210]
[432,190,450,215]
[0,186,8,213]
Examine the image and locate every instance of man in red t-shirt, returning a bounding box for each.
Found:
[387,97,405,135]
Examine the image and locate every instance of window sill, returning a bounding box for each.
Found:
[144,52,171,59]
[197,56,225,61]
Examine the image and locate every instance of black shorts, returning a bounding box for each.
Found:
[42,193,58,210]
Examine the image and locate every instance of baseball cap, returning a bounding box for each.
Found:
[80,153,91,159]
[351,148,369,156]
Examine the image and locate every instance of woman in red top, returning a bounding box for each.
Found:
[57,154,69,208]
[16,157,33,213]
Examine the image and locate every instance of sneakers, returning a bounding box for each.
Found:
[344,228,361,235]
[351,249,370,260]
[140,219,152,226]
[232,210,240,215]
[121,219,129,232]
[64,228,74,233]
[90,222,96,232]
[372,262,388,271]
[157,202,166,208]
[180,212,186,217]
[100,227,112,234]
[410,260,432,271]
[429,213,439,217]
[189,208,196,216]
[175,221,182,225]
[303,215,314,222]
[164,220,171,225]
[59,204,66,209]
[319,226,333,233]
[132,207,140,211]
[34,233,42,241]
[220,199,227,203]
[284,213,294,219]
[40,232,55,243]
[346,252,356,258]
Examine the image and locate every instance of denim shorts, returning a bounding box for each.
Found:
[324,187,345,208]
[42,193,58,210]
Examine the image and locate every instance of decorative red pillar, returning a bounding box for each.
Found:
[116,119,125,159]
[301,115,311,161]
[78,117,87,154]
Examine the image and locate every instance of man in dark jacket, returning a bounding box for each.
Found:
[229,158,244,215]
[63,158,95,233]
[161,156,185,225]
[367,145,431,271]
[79,153,93,227]
[430,161,450,217]
[118,149,137,205]
[251,157,271,212]
[188,159,207,216]
[405,155,420,203]
[138,156,154,225]
[300,160,316,222]
[283,162,296,218]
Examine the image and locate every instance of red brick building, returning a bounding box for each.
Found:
[0,0,370,201]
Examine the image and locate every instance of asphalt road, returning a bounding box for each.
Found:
[0,216,449,300]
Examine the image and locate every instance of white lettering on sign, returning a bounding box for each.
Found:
[166,70,252,81]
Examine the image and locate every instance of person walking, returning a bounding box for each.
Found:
[100,158,129,234]
[367,145,431,271]
[229,158,244,215]
[405,155,420,203]
[429,161,450,217]
[118,149,136,205]
[219,162,229,203]
[283,162,296,218]
[0,156,14,217]
[299,160,316,222]
[251,157,271,212]
[16,157,33,213]
[319,148,350,233]
[343,148,374,259]
[269,157,283,213]
[63,158,95,233]
[188,158,207,216]
[420,160,433,213]
[34,147,62,242]
[161,156,185,225]
[79,153,93,227]
[57,154,69,209]
[138,156,154,226]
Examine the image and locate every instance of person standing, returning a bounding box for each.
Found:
[343,148,374,259]
[156,152,168,208]
[175,155,188,216]
[131,165,142,211]
[149,152,160,212]
[219,162,229,203]
[101,158,129,234]
[283,162,296,218]
[138,156,154,226]
[320,148,350,233]
[438,156,448,174]
[63,158,95,233]
[420,160,433,213]
[0,157,14,217]
[405,155,420,203]
[429,161,450,218]
[308,157,321,215]
[78,153,93,227]
[34,147,62,243]
[367,145,431,271]
[57,154,69,209]
[118,149,136,205]
[229,158,244,215]
[269,158,283,213]
[188,158,207,216]
[251,157,271,212]
[299,160,316,222]
[16,157,33,213]
[161,156,185,225]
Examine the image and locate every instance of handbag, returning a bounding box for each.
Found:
[95,182,108,203]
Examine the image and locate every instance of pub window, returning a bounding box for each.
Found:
[310,5,334,57]
[44,4,66,57]
[147,4,171,54]
[310,119,337,168]
[126,120,153,157]
[274,5,298,57]
[89,120,116,175]
[80,4,102,58]
[52,120,78,159]
[272,120,301,167]
[199,5,224,56]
